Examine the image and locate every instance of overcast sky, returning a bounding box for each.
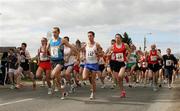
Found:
[0,0,180,56]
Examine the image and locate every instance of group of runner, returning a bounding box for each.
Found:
[5,27,180,100]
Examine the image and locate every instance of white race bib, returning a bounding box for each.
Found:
[116,53,124,62]
[129,56,136,63]
[51,47,59,58]
[87,51,95,60]
[40,53,49,61]
[166,60,172,66]
[151,56,157,61]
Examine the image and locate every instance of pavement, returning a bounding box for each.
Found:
[0,79,180,111]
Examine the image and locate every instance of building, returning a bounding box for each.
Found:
[0,47,16,60]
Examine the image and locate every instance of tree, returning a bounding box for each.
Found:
[122,32,132,46]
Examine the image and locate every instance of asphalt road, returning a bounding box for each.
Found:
[0,79,180,111]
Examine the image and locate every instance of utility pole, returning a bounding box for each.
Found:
[144,37,146,51]
[143,33,152,51]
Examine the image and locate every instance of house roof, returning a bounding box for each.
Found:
[0,47,16,53]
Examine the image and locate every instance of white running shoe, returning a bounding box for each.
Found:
[101,84,106,89]
[163,80,167,84]
[60,92,68,100]
[61,96,65,100]
[48,88,52,95]
[168,84,172,89]
[54,87,59,92]
[10,85,15,89]
[89,92,95,100]
[153,87,158,92]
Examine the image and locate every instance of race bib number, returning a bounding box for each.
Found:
[87,51,95,59]
[166,60,172,66]
[151,56,157,61]
[20,55,26,63]
[116,53,124,62]
[129,56,136,63]
[88,51,94,57]
[40,53,49,61]
[51,47,59,58]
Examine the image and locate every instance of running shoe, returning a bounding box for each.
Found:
[89,92,95,100]
[48,88,52,95]
[101,84,106,89]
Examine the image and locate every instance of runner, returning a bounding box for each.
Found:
[172,59,179,84]
[126,44,138,88]
[162,48,177,89]
[147,44,161,91]
[7,48,18,89]
[134,50,142,85]
[105,39,117,89]
[139,51,149,87]
[79,42,87,86]
[63,36,78,93]
[14,47,23,87]
[36,37,52,94]
[157,49,164,88]
[82,31,103,99]
[0,52,8,85]
[73,39,81,87]
[97,48,106,89]
[15,43,36,90]
[47,27,77,100]
[109,33,131,98]
[177,59,180,78]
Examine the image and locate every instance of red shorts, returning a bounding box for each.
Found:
[73,65,80,73]
[39,61,51,70]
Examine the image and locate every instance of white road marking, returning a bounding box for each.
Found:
[0,98,34,107]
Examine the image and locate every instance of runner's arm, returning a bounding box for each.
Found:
[25,50,31,62]
[106,46,113,57]
[62,38,78,55]
[96,43,103,57]
[172,55,178,65]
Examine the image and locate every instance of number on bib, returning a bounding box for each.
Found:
[116,53,124,61]
[40,53,49,61]
[151,56,157,61]
[166,60,172,66]
[51,47,59,58]
[87,51,95,61]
